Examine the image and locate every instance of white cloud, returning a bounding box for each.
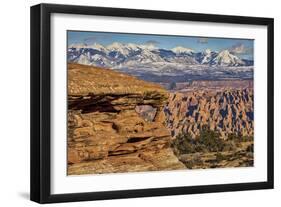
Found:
[230,43,253,55]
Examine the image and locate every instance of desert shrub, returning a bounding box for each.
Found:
[228,133,253,142]
[171,133,196,154]
[197,129,225,152]
[223,140,237,151]
[246,144,254,152]
[216,152,227,162]
[172,129,226,155]
[228,133,240,141]
[185,161,194,169]
[241,136,254,142]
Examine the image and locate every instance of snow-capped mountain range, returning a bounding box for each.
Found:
[68,42,253,81]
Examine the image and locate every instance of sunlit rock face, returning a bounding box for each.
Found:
[165,87,254,140]
[67,63,185,175]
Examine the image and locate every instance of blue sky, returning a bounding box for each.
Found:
[68,31,254,60]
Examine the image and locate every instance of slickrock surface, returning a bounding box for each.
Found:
[165,88,254,139]
[67,63,185,175]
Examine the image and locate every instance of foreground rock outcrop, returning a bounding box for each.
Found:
[67,63,185,175]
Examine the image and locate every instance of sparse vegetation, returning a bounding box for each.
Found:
[215,152,226,162]
[228,133,253,142]
[171,129,254,169]
[246,144,254,152]
[171,129,226,155]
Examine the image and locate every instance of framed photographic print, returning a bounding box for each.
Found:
[30,3,274,203]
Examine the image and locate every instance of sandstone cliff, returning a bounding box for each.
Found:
[67,63,185,175]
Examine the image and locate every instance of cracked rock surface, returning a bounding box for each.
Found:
[67,63,185,175]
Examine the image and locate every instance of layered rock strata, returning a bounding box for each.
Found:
[67,63,185,175]
[165,88,254,139]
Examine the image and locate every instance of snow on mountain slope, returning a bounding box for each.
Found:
[67,42,253,80]
[90,43,108,53]
[212,50,245,66]
[107,42,143,56]
[201,49,213,64]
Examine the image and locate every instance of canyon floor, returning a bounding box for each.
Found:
[67,63,254,175]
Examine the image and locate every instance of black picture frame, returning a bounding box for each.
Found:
[30,3,274,204]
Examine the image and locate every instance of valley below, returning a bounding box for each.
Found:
[164,81,254,169]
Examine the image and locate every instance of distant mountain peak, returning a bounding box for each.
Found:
[107,42,125,50]
[67,42,253,80]
[213,50,245,66]
[127,43,142,50]
[220,49,231,55]
[204,48,212,54]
